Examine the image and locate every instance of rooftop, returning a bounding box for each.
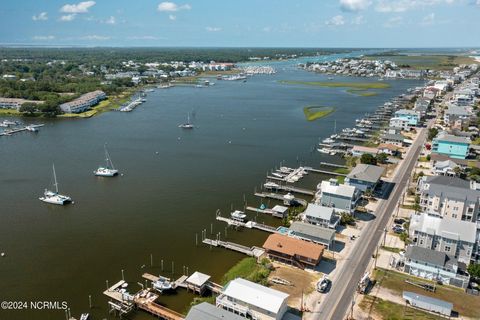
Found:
[403,291,453,311]
[409,213,476,243]
[434,132,470,144]
[319,180,357,198]
[289,221,336,241]
[262,233,324,261]
[405,246,457,269]
[222,278,289,314]
[304,203,336,220]
[185,302,245,320]
[420,175,479,203]
[186,271,211,287]
[347,164,384,184]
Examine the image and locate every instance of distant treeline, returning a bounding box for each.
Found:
[0,47,351,63]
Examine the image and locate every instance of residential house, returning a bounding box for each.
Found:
[414,97,431,119]
[0,98,43,110]
[394,109,421,127]
[389,117,410,131]
[377,143,402,156]
[262,233,324,269]
[432,160,459,176]
[444,105,471,128]
[381,133,405,146]
[409,212,476,264]
[186,302,245,320]
[345,164,385,192]
[316,179,361,213]
[304,203,340,228]
[403,246,469,288]
[216,278,289,320]
[432,132,470,159]
[417,175,480,222]
[288,221,336,249]
[351,145,379,157]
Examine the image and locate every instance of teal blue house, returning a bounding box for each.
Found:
[394,109,420,126]
[432,133,470,159]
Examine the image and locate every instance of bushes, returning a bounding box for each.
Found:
[340,212,356,226]
[222,257,271,286]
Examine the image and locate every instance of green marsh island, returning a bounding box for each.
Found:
[303,106,335,121]
[280,80,391,96]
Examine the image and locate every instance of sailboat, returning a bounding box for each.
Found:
[94,145,119,177]
[39,164,72,205]
[178,113,194,129]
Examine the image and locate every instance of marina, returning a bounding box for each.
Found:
[0,53,423,320]
[0,123,44,136]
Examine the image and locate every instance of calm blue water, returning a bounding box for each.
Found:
[0,52,422,319]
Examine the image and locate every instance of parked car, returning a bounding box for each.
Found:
[317,276,331,293]
[392,225,405,234]
[394,218,405,225]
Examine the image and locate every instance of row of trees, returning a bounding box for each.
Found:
[360,153,389,165]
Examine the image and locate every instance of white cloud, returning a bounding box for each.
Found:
[60,14,76,21]
[421,12,435,25]
[81,35,110,40]
[376,0,455,13]
[384,16,403,27]
[169,14,176,20]
[104,16,116,24]
[61,1,95,13]
[351,15,366,24]
[157,2,191,12]
[128,35,161,40]
[32,12,48,21]
[33,35,55,40]
[262,26,272,32]
[325,15,346,26]
[340,0,371,12]
[205,26,222,32]
[476,0,480,5]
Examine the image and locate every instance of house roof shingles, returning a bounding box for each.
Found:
[263,233,324,261]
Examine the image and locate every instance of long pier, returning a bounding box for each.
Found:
[202,238,265,258]
[0,124,44,137]
[254,192,308,206]
[264,183,315,196]
[245,206,284,218]
[304,167,347,177]
[320,162,348,168]
[216,215,278,233]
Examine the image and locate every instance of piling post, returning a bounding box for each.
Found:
[161,259,164,271]
[195,233,198,246]
[225,227,227,238]
[150,253,153,267]
[121,269,124,281]
[210,223,213,235]
[106,280,109,290]
[172,261,174,275]
[65,309,68,320]
[88,295,92,309]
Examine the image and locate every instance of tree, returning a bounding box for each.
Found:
[468,263,480,279]
[360,153,377,165]
[19,102,37,115]
[428,127,439,141]
[376,153,388,164]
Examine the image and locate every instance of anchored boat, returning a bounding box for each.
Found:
[39,164,72,205]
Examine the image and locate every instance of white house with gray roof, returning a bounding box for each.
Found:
[216,278,289,320]
[186,302,245,320]
[345,164,385,192]
[315,179,361,213]
[417,176,480,222]
[409,212,476,264]
[403,246,470,288]
[288,221,336,249]
[303,203,340,229]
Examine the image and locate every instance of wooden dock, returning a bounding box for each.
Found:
[0,124,44,137]
[203,238,265,258]
[304,167,347,177]
[135,290,184,320]
[254,192,308,206]
[264,184,315,196]
[320,162,348,168]
[216,215,278,233]
[245,206,284,218]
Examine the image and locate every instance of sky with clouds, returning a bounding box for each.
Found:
[1,0,479,47]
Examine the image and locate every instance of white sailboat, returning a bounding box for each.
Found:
[94,145,119,177]
[39,164,72,205]
[178,113,194,129]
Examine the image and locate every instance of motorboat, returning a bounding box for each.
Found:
[94,144,119,177]
[271,172,285,178]
[25,125,38,132]
[153,276,174,293]
[322,137,335,144]
[264,182,280,189]
[39,164,72,205]
[318,147,331,154]
[230,210,247,222]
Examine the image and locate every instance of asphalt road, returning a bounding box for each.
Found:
[311,125,428,320]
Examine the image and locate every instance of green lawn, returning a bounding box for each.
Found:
[0,109,21,116]
[280,80,390,89]
[334,167,350,175]
[359,295,445,320]
[222,257,271,286]
[303,106,335,121]
[364,54,476,71]
[373,268,480,318]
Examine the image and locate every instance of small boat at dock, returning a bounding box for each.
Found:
[152,276,174,293]
[230,210,247,222]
